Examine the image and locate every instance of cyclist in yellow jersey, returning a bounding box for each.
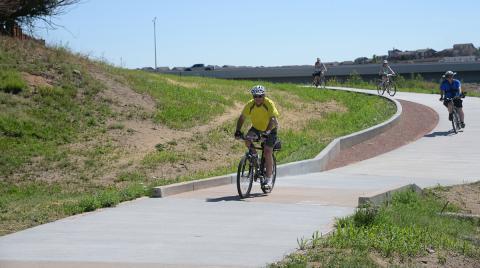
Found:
[235,85,279,187]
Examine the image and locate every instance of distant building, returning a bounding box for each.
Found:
[452,43,477,56]
[340,61,354,65]
[388,50,416,61]
[156,67,170,71]
[354,57,370,64]
[388,49,402,59]
[415,48,436,59]
[440,56,477,63]
[436,48,454,57]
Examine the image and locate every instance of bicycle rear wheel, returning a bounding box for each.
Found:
[452,110,460,134]
[387,82,397,97]
[313,76,320,88]
[377,83,385,95]
[261,154,277,194]
[237,155,253,198]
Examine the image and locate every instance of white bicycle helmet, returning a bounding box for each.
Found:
[383,60,388,64]
[250,85,266,96]
[444,70,456,77]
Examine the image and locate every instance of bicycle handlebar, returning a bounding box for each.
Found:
[444,93,466,101]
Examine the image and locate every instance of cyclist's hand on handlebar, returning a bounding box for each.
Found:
[234,130,243,139]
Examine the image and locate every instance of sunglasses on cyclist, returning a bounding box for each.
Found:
[253,95,264,98]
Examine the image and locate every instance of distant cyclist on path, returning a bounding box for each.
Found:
[439,70,465,128]
[379,60,396,87]
[235,85,279,188]
[313,58,327,83]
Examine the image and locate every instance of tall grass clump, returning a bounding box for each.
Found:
[0,68,27,94]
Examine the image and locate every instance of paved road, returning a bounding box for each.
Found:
[1,90,478,268]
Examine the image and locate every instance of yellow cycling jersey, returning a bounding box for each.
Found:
[241,97,279,131]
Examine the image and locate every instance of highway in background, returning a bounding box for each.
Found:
[159,61,480,83]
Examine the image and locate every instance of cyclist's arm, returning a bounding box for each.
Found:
[266,117,278,132]
[439,84,445,100]
[388,66,395,75]
[322,64,327,72]
[236,114,245,132]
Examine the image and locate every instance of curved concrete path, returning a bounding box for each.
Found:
[1,90,479,268]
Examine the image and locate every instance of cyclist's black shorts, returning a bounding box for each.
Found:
[312,71,322,77]
[443,98,463,108]
[247,127,277,148]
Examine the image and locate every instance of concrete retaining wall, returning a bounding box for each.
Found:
[358,184,423,207]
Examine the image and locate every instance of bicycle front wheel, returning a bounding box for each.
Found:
[261,155,277,194]
[387,82,397,97]
[237,155,253,198]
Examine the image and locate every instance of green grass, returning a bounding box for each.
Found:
[271,189,480,267]
[0,68,27,94]
[0,180,148,235]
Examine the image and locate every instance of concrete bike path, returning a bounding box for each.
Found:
[1,90,478,268]
[326,89,480,184]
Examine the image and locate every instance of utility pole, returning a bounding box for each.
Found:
[153,17,157,70]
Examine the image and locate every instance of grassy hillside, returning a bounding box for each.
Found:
[0,36,396,235]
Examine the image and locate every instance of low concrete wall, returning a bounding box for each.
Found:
[153,87,402,197]
[358,184,423,207]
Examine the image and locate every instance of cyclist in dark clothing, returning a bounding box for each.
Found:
[439,70,465,128]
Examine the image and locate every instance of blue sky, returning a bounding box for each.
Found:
[34,0,480,69]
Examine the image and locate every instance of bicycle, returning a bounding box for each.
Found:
[443,93,466,134]
[236,133,281,198]
[312,71,326,88]
[377,74,397,96]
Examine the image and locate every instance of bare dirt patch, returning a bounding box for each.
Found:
[370,251,479,268]
[22,72,53,89]
[432,181,480,215]
[92,71,157,114]
[281,100,348,130]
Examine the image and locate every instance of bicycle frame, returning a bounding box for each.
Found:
[445,96,463,133]
[236,134,278,198]
[244,137,267,181]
